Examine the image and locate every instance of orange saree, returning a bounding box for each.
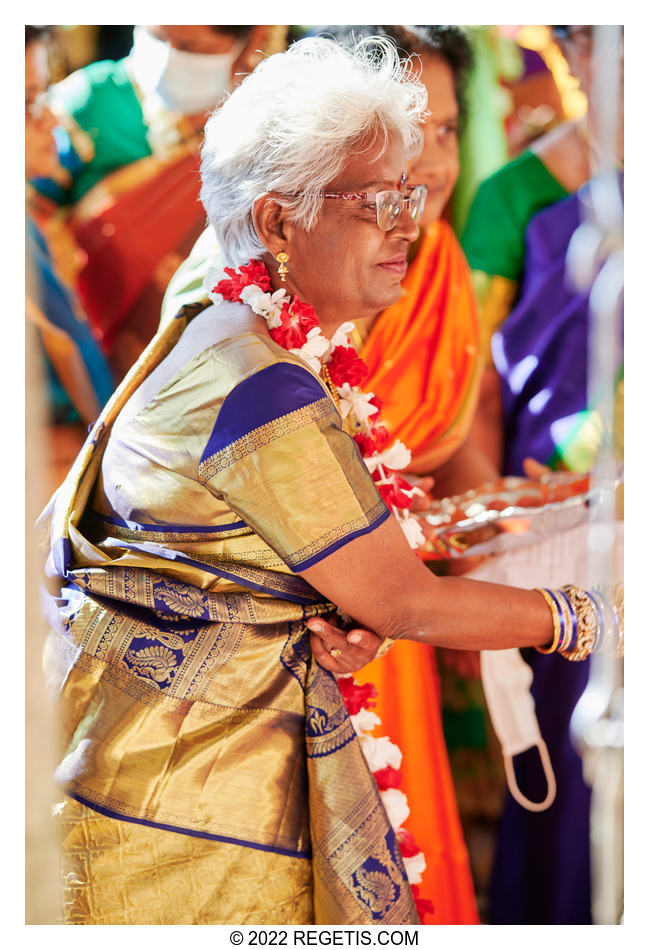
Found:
[356,221,481,924]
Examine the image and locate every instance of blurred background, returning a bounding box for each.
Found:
[25,23,621,926]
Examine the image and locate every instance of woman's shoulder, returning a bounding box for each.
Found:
[460,150,568,280]
[471,151,556,209]
[181,302,315,384]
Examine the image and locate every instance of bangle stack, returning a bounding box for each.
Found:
[534,583,624,661]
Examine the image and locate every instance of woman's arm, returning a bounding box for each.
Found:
[299,512,553,652]
[429,435,500,499]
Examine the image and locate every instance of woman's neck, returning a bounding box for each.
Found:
[263,263,381,338]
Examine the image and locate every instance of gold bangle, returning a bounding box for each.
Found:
[375,637,394,659]
[560,585,598,662]
[535,588,562,654]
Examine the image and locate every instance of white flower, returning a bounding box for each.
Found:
[337,383,377,424]
[203,260,225,304]
[403,851,426,885]
[403,485,426,500]
[240,285,286,327]
[350,708,381,736]
[399,514,426,550]
[328,321,356,351]
[303,326,330,359]
[359,734,403,772]
[380,788,410,829]
[364,440,412,474]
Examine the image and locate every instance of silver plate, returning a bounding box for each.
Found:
[417,470,623,559]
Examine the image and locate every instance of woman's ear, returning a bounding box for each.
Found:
[253,193,292,258]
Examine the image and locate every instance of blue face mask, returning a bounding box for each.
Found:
[128,26,245,115]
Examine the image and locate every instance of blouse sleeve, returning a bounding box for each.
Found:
[197,359,389,571]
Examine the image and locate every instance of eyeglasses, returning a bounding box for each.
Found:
[319,184,428,231]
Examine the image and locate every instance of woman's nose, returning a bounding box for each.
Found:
[394,202,421,239]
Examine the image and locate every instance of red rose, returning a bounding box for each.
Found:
[396,827,420,857]
[327,346,368,387]
[215,260,272,300]
[373,765,402,790]
[269,302,308,349]
[337,675,378,715]
[241,260,272,289]
[269,297,320,350]
[372,470,414,509]
[371,425,390,452]
[288,297,318,334]
[411,885,435,922]
[354,431,377,456]
[354,425,390,457]
[368,394,383,417]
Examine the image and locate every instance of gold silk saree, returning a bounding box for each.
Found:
[41,300,419,925]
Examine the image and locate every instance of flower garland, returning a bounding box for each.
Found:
[205,259,432,922]
[206,260,426,548]
[337,675,435,922]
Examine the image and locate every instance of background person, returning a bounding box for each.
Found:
[26,25,114,428]
[29,25,284,379]
[460,25,624,924]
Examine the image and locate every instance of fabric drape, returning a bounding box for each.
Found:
[41,301,419,925]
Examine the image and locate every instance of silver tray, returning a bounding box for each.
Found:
[417,470,623,559]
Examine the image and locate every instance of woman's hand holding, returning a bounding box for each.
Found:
[307,615,383,674]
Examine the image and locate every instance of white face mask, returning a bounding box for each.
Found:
[128,26,244,115]
[480,649,557,812]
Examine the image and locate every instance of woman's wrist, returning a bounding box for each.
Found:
[534,583,624,661]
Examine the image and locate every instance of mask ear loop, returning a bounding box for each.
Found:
[503,738,557,812]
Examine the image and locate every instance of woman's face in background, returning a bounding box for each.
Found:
[408,53,460,226]
[25,39,59,180]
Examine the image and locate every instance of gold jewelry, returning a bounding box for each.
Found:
[321,363,355,436]
[275,251,290,281]
[330,647,343,659]
[536,584,618,662]
[535,589,562,654]
[559,585,598,662]
[375,637,394,659]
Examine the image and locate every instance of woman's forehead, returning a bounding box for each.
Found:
[329,137,408,190]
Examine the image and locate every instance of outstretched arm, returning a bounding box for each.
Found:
[299,512,553,653]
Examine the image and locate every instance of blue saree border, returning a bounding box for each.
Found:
[290,506,391,571]
[106,540,321,605]
[68,791,312,859]
[96,512,248,534]
[201,361,329,464]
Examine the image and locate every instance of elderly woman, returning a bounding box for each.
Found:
[42,37,611,926]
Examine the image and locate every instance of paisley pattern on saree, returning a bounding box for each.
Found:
[350,831,406,920]
[305,664,356,757]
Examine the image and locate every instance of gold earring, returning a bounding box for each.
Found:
[276,251,289,281]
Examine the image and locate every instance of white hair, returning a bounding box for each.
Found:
[199,36,428,266]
